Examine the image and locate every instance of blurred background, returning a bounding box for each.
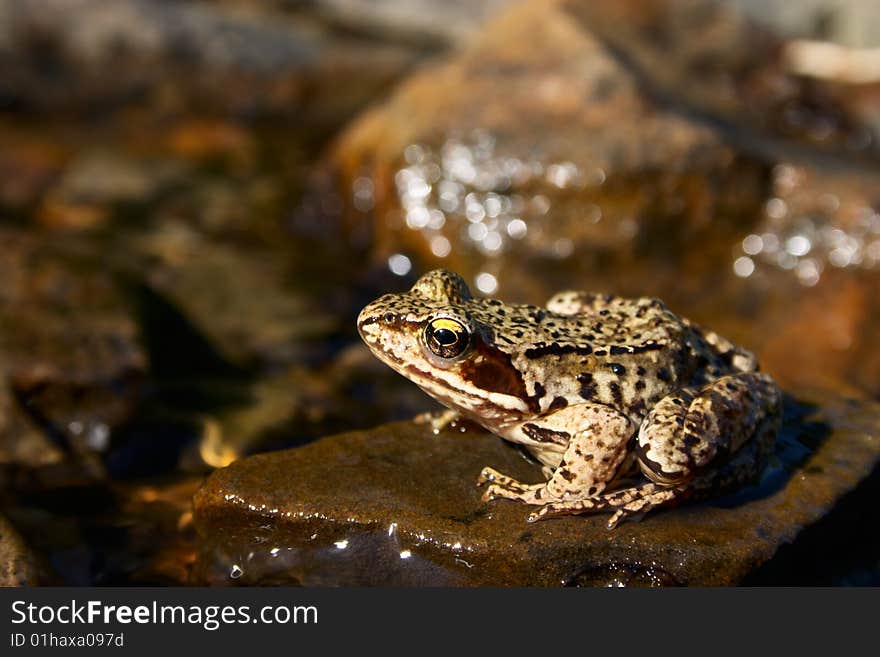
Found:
[0,0,879,585]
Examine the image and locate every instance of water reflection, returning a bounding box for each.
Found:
[735,164,880,285]
[386,131,604,265]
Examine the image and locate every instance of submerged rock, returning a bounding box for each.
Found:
[193,390,880,586]
[0,229,145,458]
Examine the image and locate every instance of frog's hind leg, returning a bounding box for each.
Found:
[636,371,781,488]
[528,372,781,528]
[529,423,776,529]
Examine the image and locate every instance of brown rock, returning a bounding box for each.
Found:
[192,390,880,585]
[564,0,879,158]
[309,0,771,303]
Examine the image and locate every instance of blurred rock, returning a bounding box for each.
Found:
[307,0,772,303]
[192,390,880,585]
[0,0,423,125]
[695,163,880,397]
[298,0,512,45]
[0,514,50,586]
[305,0,880,400]
[0,229,145,456]
[0,384,63,467]
[133,221,337,370]
[195,343,437,467]
[564,0,880,158]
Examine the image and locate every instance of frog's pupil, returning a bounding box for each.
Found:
[434,328,457,345]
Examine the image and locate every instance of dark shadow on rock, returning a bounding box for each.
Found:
[707,393,831,510]
[132,281,248,382]
[741,461,880,586]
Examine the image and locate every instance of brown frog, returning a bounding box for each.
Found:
[357,269,781,527]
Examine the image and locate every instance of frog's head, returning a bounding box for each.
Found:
[357,269,532,423]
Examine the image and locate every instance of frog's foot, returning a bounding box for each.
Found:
[413,408,459,434]
[478,403,635,505]
[477,467,544,500]
[527,482,684,529]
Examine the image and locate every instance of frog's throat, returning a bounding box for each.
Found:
[401,362,531,422]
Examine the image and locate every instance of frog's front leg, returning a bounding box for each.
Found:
[414,408,459,434]
[477,404,634,505]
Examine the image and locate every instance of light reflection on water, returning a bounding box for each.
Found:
[371,130,608,292]
[734,164,880,285]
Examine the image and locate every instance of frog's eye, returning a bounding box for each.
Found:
[424,317,470,359]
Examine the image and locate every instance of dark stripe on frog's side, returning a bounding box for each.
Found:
[525,343,593,359]
[523,423,570,446]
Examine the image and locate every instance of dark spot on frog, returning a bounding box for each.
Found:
[637,366,646,376]
[548,396,568,411]
[593,349,607,357]
[657,367,671,382]
[533,381,546,400]
[609,363,626,376]
[609,382,623,407]
[560,469,576,482]
[577,372,597,400]
[610,345,630,356]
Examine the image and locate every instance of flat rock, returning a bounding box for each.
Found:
[0,0,422,125]
[193,389,880,585]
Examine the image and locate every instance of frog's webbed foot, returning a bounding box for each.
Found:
[414,408,459,434]
[477,467,544,500]
[527,482,684,529]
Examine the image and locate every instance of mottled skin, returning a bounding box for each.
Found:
[358,270,781,528]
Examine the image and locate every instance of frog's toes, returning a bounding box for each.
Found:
[482,483,522,502]
[414,408,459,433]
[476,466,502,486]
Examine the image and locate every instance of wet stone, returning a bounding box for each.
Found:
[310,0,776,302]
[193,390,880,586]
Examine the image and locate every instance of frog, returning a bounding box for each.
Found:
[357,269,781,528]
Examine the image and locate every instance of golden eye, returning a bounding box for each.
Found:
[424,317,469,359]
